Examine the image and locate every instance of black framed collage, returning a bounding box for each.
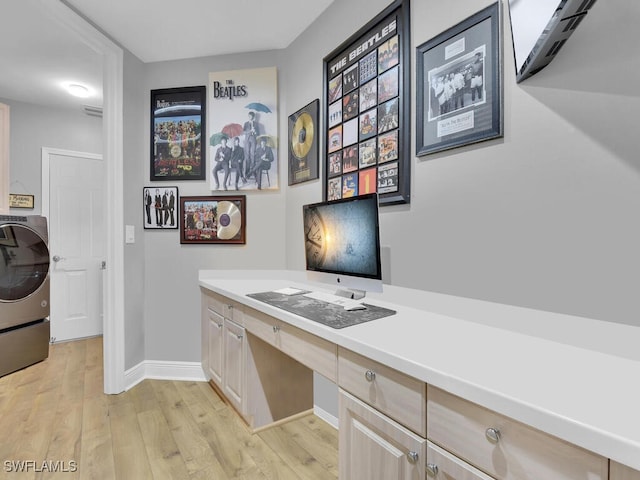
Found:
[323,0,410,206]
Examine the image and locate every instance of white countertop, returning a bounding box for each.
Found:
[199,269,640,470]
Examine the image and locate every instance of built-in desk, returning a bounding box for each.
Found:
[199,270,640,478]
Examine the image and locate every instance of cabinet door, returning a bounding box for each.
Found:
[611,462,640,480]
[223,319,246,414]
[339,389,425,480]
[207,309,224,386]
[426,441,494,480]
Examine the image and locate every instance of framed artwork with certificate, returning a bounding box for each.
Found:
[150,86,206,181]
[416,3,503,156]
[323,0,410,205]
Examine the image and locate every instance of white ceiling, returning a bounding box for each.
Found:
[0,0,334,111]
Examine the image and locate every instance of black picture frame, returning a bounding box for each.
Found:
[143,186,178,229]
[323,0,411,205]
[288,99,319,186]
[416,2,502,156]
[179,195,246,244]
[150,85,206,181]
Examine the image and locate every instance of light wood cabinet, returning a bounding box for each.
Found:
[611,462,640,480]
[207,309,224,386]
[339,389,426,480]
[338,346,426,437]
[244,306,337,382]
[223,319,246,414]
[201,289,247,413]
[426,441,494,480]
[427,386,608,480]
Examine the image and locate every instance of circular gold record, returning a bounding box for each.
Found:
[291,112,314,159]
[216,201,242,240]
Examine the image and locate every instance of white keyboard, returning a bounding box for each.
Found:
[303,291,366,310]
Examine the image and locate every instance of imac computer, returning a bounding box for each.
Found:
[302,193,383,301]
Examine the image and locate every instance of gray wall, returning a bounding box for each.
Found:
[140,50,288,363]
[123,49,147,370]
[285,0,640,327]
[281,0,640,419]
[3,98,102,215]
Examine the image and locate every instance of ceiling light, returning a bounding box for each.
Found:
[67,84,90,98]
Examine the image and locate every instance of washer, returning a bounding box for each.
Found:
[0,215,50,377]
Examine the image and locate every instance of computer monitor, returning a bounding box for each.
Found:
[302,193,383,297]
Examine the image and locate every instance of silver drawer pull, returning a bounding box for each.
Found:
[485,427,501,444]
[364,370,376,382]
[216,323,222,329]
[426,463,438,477]
[407,451,419,463]
[272,325,280,333]
[236,334,243,340]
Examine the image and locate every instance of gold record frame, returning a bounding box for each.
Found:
[288,99,319,186]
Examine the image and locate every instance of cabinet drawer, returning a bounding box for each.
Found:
[427,386,608,480]
[243,307,278,347]
[426,441,494,480]
[244,307,337,382]
[611,462,640,480]
[278,322,336,382]
[222,301,244,325]
[203,290,225,315]
[202,290,244,324]
[338,347,426,437]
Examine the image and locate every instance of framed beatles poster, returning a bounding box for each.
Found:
[150,86,206,181]
[179,195,246,244]
[323,0,410,205]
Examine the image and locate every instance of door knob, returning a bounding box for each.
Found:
[52,255,65,262]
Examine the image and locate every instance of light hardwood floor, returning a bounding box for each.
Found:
[0,337,338,479]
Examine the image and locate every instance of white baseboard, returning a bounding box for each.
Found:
[314,405,339,430]
[124,360,206,390]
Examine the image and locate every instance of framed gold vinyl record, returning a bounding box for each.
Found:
[288,99,319,186]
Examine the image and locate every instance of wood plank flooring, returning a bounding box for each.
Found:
[0,337,338,479]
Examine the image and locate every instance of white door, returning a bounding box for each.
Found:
[43,148,104,342]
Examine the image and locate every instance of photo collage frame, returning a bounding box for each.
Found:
[323,0,410,205]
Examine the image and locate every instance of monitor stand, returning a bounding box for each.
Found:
[334,288,366,300]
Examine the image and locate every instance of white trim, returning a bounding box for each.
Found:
[314,405,339,430]
[0,103,9,214]
[38,0,125,394]
[125,361,207,390]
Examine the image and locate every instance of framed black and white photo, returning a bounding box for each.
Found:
[416,3,502,156]
[150,86,206,181]
[288,99,319,186]
[143,186,178,229]
[323,0,410,205]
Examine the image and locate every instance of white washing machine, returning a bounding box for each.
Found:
[0,215,50,377]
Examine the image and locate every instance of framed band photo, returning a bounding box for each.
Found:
[323,0,411,205]
[150,85,206,181]
[179,195,246,244]
[288,99,319,186]
[416,2,503,156]
[143,186,178,230]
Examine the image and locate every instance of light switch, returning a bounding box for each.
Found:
[125,225,135,244]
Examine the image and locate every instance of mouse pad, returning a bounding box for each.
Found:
[247,291,396,329]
